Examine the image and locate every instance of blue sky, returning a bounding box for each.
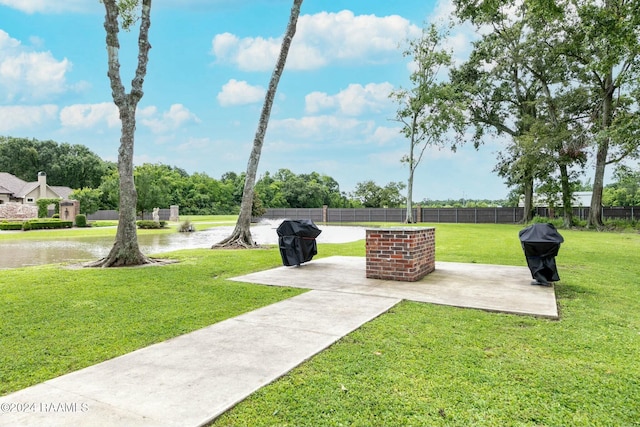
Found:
[0,0,513,201]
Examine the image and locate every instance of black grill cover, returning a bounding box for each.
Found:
[518,223,564,284]
[276,219,322,266]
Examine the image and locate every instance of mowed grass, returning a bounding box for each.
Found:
[211,224,640,427]
[1,223,639,426]
[0,248,303,395]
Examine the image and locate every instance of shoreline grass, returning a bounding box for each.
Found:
[0,215,238,242]
[1,223,639,425]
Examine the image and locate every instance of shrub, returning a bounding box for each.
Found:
[137,220,167,229]
[603,218,639,231]
[36,198,60,218]
[0,221,24,231]
[75,214,87,227]
[179,220,195,232]
[22,219,73,230]
[52,213,60,219]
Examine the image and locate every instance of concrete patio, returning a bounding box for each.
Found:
[231,256,559,319]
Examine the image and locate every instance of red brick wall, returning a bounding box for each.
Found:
[365,227,435,282]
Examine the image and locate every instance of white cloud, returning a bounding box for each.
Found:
[211,10,421,71]
[271,115,374,143]
[211,33,239,59]
[0,30,20,51]
[0,104,58,132]
[140,103,201,133]
[305,92,335,114]
[371,126,402,146]
[217,79,265,106]
[273,115,360,135]
[305,82,394,116]
[0,0,96,14]
[0,30,72,101]
[59,103,119,129]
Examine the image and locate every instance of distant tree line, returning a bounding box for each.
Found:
[1,137,637,215]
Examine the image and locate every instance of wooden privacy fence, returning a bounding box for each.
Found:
[261,207,527,224]
[260,206,639,224]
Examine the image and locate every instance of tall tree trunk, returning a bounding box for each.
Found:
[588,139,607,228]
[88,0,154,267]
[405,129,416,223]
[405,169,414,223]
[559,163,573,228]
[523,171,534,222]
[215,0,303,248]
[588,72,614,229]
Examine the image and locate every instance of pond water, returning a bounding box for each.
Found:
[0,221,367,269]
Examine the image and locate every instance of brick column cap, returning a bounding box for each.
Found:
[366,227,435,232]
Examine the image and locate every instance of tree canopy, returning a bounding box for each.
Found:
[0,137,106,189]
[451,0,640,227]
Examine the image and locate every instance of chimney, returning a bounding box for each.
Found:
[38,171,47,198]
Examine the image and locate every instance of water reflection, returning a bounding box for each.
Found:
[0,223,366,269]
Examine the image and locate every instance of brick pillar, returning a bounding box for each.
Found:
[169,205,179,222]
[365,227,435,282]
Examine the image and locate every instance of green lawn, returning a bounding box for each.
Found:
[1,223,639,426]
[0,247,304,395]
[212,224,640,427]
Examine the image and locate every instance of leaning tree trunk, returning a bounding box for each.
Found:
[214,0,303,248]
[88,0,154,267]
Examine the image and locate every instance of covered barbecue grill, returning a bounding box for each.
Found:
[518,223,564,286]
[277,219,322,266]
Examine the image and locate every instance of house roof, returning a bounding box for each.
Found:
[0,172,28,195]
[15,182,40,198]
[52,186,73,200]
[0,172,73,200]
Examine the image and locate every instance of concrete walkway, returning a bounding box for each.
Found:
[0,256,557,427]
